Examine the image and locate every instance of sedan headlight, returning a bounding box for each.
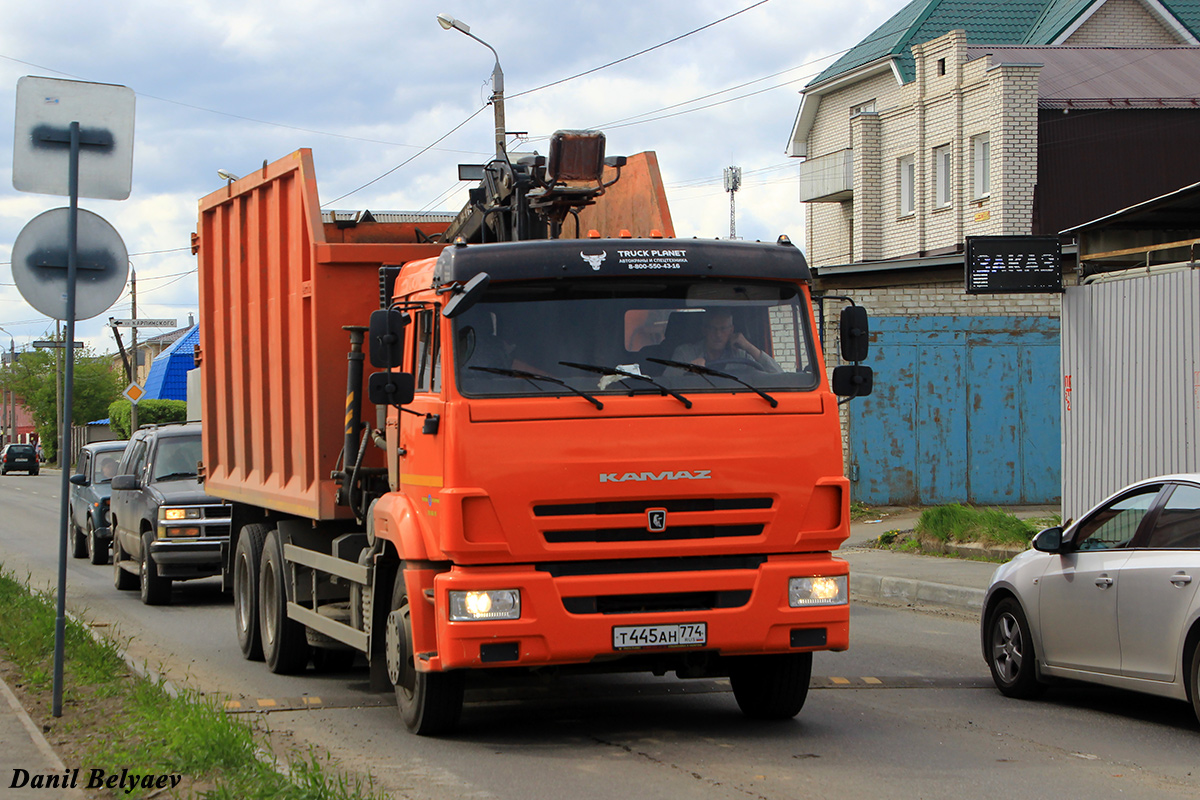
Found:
[448,590,521,621]
[789,576,848,607]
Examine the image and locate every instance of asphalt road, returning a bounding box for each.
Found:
[1,471,1197,799]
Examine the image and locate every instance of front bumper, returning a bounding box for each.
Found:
[426,553,849,671]
[149,538,228,579]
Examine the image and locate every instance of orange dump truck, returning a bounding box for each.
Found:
[195,134,872,734]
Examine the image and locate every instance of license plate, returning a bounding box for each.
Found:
[612,623,707,650]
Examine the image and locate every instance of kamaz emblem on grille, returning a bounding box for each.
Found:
[647,509,667,532]
[599,470,711,483]
[580,251,607,270]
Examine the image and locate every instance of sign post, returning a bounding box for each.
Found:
[11,76,134,718]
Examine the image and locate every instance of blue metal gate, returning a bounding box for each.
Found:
[848,316,1061,506]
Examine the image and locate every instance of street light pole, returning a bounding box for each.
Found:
[437,13,506,160]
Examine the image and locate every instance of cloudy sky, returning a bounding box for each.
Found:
[0,0,902,358]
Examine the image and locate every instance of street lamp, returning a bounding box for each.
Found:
[437,12,507,160]
[0,327,14,445]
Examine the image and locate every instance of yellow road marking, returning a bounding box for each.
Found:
[830,677,850,685]
[256,698,277,708]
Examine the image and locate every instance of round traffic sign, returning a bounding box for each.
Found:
[11,207,129,321]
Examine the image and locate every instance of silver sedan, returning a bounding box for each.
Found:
[982,475,1200,724]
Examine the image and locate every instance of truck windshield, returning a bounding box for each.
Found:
[452,278,818,399]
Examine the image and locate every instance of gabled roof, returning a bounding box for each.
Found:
[808,0,1199,89]
[142,325,198,402]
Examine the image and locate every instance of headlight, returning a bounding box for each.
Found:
[448,590,520,621]
[161,507,201,521]
[789,576,848,607]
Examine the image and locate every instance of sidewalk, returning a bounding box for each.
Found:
[0,676,86,799]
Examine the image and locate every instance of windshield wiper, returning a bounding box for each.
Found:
[468,366,604,410]
[647,358,778,408]
[559,362,693,409]
[155,472,198,481]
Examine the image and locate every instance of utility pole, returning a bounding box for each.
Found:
[130,268,138,433]
[55,320,62,457]
[724,166,742,240]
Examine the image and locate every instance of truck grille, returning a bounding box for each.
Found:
[544,524,762,543]
[563,590,751,615]
[535,497,772,545]
[534,497,772,516]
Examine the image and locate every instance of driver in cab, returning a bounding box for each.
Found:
[671,308,781,373]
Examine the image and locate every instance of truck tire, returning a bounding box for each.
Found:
[87,518,107,565]
[259,529,310,674]
[140,532,172,606]
[113,535,137,591]
[729,652,813,720]
[234,524,268,661]
[71,518,87,559]
[386,572,464,735]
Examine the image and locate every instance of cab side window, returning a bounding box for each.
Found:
[414,310,441,393]
[1073,486,1162,550]
[123,438,149,481]
[1145,484,1200,549]
[77,451,90,478]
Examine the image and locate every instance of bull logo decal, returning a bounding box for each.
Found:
[580,251,606,270]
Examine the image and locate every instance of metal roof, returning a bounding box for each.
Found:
[1061,179,1200,232]
[966,45,1200,107]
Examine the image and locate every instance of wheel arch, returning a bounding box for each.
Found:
[1182,615,1200,704]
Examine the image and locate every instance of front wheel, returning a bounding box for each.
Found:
[71,519,87,559]
[140,532,172,606]
[259,529,310,674]
[729,652,812,720]
[986,597,1045,699]
[386,572,464,735]
[87,518,107,565]
[234,524,268,661]
[113,535,137,591]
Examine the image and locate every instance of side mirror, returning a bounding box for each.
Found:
[442,273,490,319]
[1032,526,1065,553]
[368,371,416,407]
[69,473,89,486]
[840,305,870,362]
[368,309,409,369]
[832,364,874,398]
[111,474,139,491]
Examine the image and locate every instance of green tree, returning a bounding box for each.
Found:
[0,346,124,463]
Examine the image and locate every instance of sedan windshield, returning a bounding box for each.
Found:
[451,278,818,399]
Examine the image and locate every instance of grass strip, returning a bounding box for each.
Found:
[915,504,1042,548]
[0,566,384,799]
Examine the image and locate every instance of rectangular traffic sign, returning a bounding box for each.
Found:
[110,318,177,328]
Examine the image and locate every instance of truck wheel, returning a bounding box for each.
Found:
[87,518,107,565]
[386,572,464,735]
[140,532,172,606]
[71,520,87,559]
[729,652,813,720]
[234,524,268,661]
[259,529,310,674]
[113,536,137,591]
[985,597,1045,699]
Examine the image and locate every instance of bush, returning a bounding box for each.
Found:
[915,504,1037,548]
[107,399,188,438]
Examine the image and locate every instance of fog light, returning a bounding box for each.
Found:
[449,590,520,621]
[161,526,201,538]
[789,576,847,607]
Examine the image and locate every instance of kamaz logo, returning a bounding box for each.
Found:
[600,470,712,483]
[580,251,607,270]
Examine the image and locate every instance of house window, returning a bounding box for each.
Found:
[850,100,876,116]
[898,155,915,217]
[937,58,946,76]
[973,134,991,199]
[933,145,952,208]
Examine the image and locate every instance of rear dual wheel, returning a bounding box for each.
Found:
[259,529,310,674]
[234,524,268,661]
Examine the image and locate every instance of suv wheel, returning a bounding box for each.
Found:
[139,532,172,606]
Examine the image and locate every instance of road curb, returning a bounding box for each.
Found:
[851,572,985,613]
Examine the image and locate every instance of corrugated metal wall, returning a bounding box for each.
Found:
[849,316,1061,506]
[1061,269,1200,520]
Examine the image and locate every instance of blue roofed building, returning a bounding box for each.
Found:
[142,325,198,401]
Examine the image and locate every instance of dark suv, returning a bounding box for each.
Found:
[1,443,39,475]
[110,423,231,605]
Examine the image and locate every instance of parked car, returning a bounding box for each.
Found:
[1,443,40,475]
[109,423,231,605]
[982,475,1200,724]
[68,441,129,564]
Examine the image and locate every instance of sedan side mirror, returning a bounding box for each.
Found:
[110,474,139,492]
[1032,526,1065,553]
[69,473,89,487]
